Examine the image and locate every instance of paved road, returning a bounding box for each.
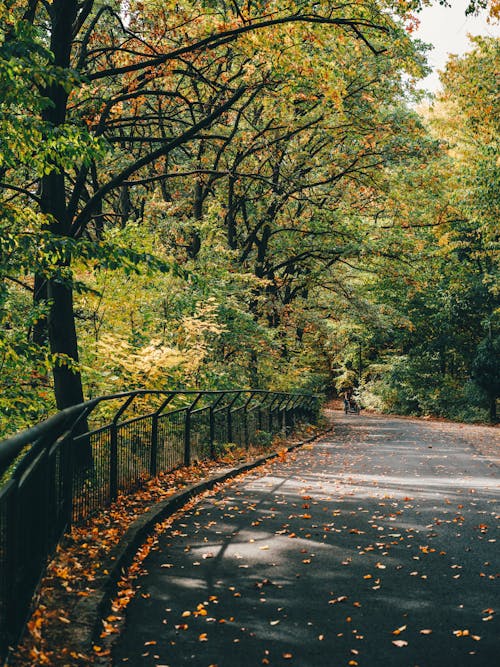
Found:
[112,412,499,666]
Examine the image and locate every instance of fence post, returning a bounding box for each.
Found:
[209,392,227,459]
[110,422,118,502]
[151,394,175,477]
[243,392,256,447]
[150,416,158,477]
[283,396,294,433]
[226,392,240,444]
[64,406,90,527]
[280,395,288,435]
[185,393,203,467]
[268,395,274,433]
[209,406,215,459]
[110,395,136,502]
[184,410,191,467]
[268,393,282,434]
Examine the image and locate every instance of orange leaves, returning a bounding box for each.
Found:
[453,629,481,640]
[328,595,348,605]
[419,545,435,554]
[174,623,189,631]
[195,604,208,617]
[92,644,111,657]
[100,618,119,638]
[27,612,44,641]
[28,647,51,665]
[482,608,495,621]
[13,441,309,665]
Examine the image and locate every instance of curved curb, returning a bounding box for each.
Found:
[71,428,332,653]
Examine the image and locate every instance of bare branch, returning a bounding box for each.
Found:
[71,86,248,237]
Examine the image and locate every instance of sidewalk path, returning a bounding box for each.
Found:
[112,412,499,666]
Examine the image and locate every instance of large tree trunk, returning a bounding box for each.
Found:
[36,1,92,467]
[47,279,85,410]
[41,1,85,410]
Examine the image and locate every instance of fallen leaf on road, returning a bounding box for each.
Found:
[392,640,408,647]
[453,629,469,637]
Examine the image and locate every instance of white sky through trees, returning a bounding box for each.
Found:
[414,0,499,92]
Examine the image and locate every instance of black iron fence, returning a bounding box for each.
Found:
[0,389,318,661]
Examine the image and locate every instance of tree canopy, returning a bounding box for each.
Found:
[0,0,498,434]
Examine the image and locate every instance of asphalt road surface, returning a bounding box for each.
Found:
[112,411,499,666]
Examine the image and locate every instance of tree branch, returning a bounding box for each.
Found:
[86,14,389,81]
[70,86,248,237]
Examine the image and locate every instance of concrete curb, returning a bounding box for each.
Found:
[71,427,332,653]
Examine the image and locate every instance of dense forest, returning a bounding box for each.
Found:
[0,0,498,437]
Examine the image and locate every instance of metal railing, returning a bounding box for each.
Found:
[0,389,318,661]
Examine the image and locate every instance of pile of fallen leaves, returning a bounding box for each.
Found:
[9,424,322,666]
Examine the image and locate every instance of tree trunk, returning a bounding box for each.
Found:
[37,1,91,466]
[119,184,132,227]
[47,279,85,409]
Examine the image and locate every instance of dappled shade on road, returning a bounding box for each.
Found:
[111,412,499,666]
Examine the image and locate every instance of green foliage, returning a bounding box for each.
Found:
[472,335,500,401]
[1,1,498,434]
